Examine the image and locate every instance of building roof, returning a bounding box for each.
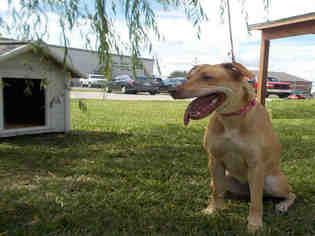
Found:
[47,44,154,76]
[248,12,315,31]
[251,70,312,83]
[0,38,154,78]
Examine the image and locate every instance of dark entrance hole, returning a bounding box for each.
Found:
[3,78,46,129]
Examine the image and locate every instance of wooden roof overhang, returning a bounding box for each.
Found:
[248,12,315,105]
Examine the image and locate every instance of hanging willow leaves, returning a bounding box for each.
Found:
[1,0,270,76]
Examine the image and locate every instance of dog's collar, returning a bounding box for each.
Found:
[220,98,257,117]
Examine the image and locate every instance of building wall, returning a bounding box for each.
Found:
[110,55,154,78]
[49,45,154,81]
[0,51,69,137]
[70,54,154,86]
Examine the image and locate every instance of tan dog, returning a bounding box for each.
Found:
[170,62,295,233]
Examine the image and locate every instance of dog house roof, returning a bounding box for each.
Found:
[0,39,86,78]
[0,38,154,77]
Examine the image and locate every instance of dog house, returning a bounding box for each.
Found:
[249,12,315,105]
[0,40,85,138]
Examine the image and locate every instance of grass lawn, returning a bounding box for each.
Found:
[0,99,315,235]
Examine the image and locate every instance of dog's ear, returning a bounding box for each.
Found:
[187,65,200,80]
[222,62,254,80]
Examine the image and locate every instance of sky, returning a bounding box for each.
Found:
[1,0,315,90]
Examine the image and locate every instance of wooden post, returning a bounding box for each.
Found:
[257,37,270,106]
[226,0,235,62]
[0,78,3,130]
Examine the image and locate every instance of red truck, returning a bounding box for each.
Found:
[249,77,292,98]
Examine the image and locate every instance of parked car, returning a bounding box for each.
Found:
[104,75,159,94]
[80,74,108,88]
[160,77,187,92]
[288,94,306,100]
[288,90,307,100]
[152,77,164,88]
[252,76,292,98]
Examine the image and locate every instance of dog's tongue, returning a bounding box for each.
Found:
[184,94,222,125]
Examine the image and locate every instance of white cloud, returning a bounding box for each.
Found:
[269,0,315,20]
[149,0,255,75]
[2,0,21,11]
[150,0,315,89]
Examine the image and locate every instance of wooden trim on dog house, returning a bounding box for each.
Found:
[64,72,72,132]
[248,12,315,105]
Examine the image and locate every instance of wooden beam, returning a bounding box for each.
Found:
[257,38,270,106]
[249,12,315,31]
[262,20,315,40]
[0,77,3,130]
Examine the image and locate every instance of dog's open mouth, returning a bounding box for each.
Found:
[184,93,225,125]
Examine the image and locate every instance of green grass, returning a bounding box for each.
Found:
[0,99,315,236]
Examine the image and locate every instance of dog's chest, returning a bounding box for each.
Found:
[210,129,246,152]
[208,130,252,181]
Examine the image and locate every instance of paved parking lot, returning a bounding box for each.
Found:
[70,88,274,101]
[70,90,176,101]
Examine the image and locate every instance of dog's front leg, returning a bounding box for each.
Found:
[247,165,264,233]
[203,156,226,214]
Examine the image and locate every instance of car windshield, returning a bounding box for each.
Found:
[163,79,174,85]
[174,78,186,82]
[115,75,133,82]
[136,76,152,81]
[165,78,186,84]
[121,78,133,82]
[89,75,105,79]
[268,77,279,82]
[153,78,162,82]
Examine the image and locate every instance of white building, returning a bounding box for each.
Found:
[47,45,154,86]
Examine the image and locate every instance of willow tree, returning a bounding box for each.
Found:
[1,0,271,75]
[1,0,207,76]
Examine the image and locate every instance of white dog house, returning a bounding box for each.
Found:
[0,40,85,138]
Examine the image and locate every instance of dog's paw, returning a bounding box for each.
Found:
[202,206,217,215]
[248,216,263,233]
[275,193,296,214]
[275,202,289,213]
[202,202,226,215]
[247,222,263,233]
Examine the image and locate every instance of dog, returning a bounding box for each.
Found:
[169,62,295,233]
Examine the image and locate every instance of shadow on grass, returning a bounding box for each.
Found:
[1,122,315,235]
[0,123,205,183]
[0,131,134,177]
[0,130,134,148]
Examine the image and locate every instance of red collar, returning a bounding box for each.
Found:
[220,98,256,117]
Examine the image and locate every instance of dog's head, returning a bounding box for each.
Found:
[169,62,255,125]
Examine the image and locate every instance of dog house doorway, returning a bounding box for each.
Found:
[3,78,46,129]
